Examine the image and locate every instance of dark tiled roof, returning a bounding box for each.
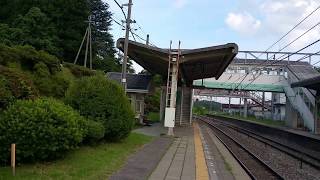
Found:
[232,58,310,66]
[107,72,152,91]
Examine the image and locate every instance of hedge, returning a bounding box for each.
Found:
[0,65,38,109]
[0,98,86,164]
[65,74,135,141]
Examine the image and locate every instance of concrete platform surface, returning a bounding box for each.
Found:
[133,123,167,137]
[110,136,173,180]
[149,126,196,180]
[112,122,249,180]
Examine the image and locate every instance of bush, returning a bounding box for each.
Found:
[83,120,105,144]
[0,65,38,109]
[32,65,73,98]
[65,75,135,141]
[145,88,161,113]
[63,62,96,78]
[0,44,60,73]
[0,98,86,164]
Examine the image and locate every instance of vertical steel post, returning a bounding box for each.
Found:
[121,0,133,92]
[146,34,150,45]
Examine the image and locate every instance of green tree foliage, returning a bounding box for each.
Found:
[0,98,86,163]
[145,75,163,113]
[65,75,135,141]
[83,119,105,144]
[0,66,38,109]
[63,62,96,78]
[88,0,115,58]
[0,0,121,72]
[92,56,121,72]
[13,7,59,55]
[0,44,60,73]
[0,44,78,99]
[0,0,89,60]
[0,24,24,46]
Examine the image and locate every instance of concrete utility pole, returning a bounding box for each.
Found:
[121,0,133,91]
[74,16,93,69]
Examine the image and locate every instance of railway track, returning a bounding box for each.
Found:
[196,115,320,180]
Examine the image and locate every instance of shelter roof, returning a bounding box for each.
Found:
[116,38,238,85]
[291,75,320,93]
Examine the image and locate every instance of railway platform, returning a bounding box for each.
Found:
[111,122,248,180]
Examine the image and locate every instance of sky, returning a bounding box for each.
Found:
[107,0,320,73]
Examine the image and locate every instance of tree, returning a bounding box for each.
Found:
[0,0,89,60]
[92,56,121,72]
[88,0,116,58]
[13,7,59,55]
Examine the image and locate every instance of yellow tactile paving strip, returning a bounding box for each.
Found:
[194,122,209,180]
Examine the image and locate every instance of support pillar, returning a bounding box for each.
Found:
[315,96,320,134]
[244,98,248,118]
[285,98,298,128]
[262,91,265,118]
[164,62,178,136]
[159,86,166,124]
[228,97,231,114]
[271,93,275,120]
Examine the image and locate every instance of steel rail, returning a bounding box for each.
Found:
[197,117,284,180]
[214,118,320,170]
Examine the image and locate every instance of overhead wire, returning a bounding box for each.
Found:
[233,5,320,90]
[111,0,157,47]
[240,39,320,90]
[112,0,137,41]
[256,4,320,58]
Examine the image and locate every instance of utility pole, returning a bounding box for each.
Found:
[74,16,92,69]
[121,0,133,91]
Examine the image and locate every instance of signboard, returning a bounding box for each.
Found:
[164,108,175,127]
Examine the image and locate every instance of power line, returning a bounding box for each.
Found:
[257,4,320,57]
[112,0,137,41]
[240,39,320,90]
[296,50,320,63]
[233,5,320,90]
[111,17,157,46]
[113,0,127,19]
[275,21,320,60]
[111,0,157,46]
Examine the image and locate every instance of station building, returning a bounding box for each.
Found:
[107,72,152,123]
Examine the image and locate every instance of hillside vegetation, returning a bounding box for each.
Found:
[0,0,136,166]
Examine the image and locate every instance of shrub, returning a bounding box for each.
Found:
[0,44,60,73]
[63,62,96,78]
[65,75,135,141]
[0,98,86,164]
[83,120,105,144]
[0,65,38,109]
[145,88,161,113]
[32,66,73,98]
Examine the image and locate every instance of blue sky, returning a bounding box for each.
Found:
[107,0,320,72]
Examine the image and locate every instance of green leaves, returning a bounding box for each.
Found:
[0,98,86,164]
[65,75,135,141]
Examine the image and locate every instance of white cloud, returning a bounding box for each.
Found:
[260,0,320,50]
[225,12,261,35]
[173,0,187,9]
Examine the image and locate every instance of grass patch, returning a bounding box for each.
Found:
[0,133,153,180]
[210,111,285,127]
[147,112,160,122]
